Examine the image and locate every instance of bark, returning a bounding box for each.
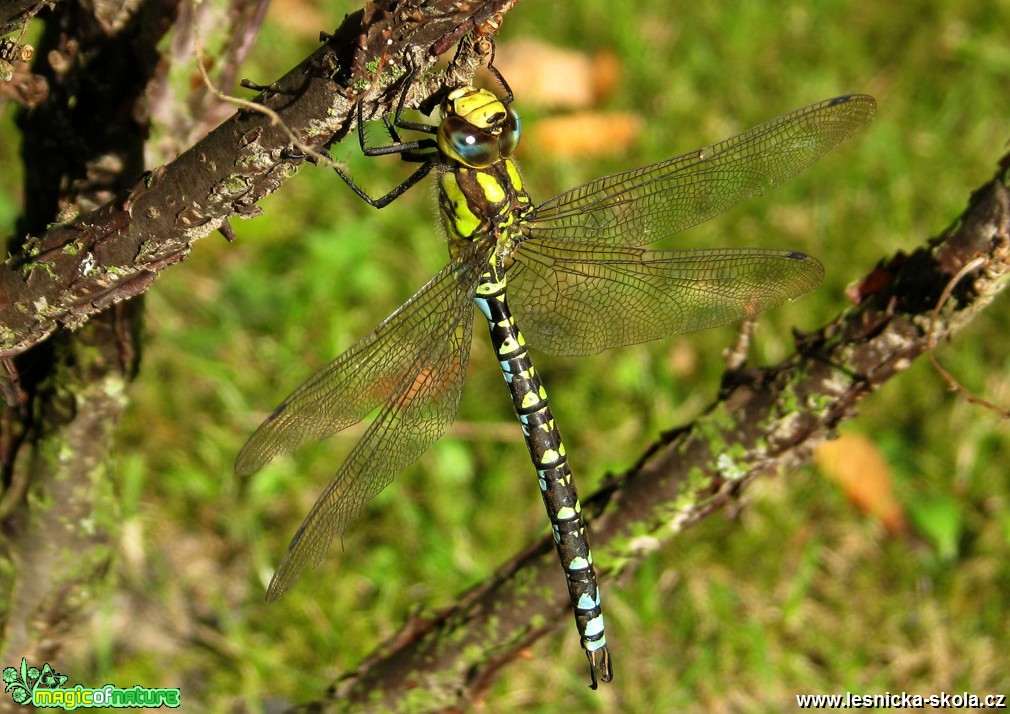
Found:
[0,0,515,357]
[0,0,51,37]
[0,0,516,683]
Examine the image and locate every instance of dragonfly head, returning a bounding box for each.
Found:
[438,86,520,169]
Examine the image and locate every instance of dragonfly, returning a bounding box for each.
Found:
[236,60,875,688]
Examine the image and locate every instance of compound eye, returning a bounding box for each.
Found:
[438,116,499,168]
[498,106,521,157]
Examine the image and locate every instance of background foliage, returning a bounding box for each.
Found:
[3,0,1008,710]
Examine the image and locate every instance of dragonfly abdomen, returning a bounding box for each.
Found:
[474,263,612,688]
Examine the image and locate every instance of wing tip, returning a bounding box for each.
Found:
[234,448,263,478]
[828,93,877,123]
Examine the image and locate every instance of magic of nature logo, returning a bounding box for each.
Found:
[3,658,180,709]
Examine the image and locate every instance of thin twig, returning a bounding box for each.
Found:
[926,255,1010,418]
[191,20,337,169]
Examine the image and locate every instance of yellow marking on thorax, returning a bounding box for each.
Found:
[440,172,480,240]
[476,171,506,204]
[505,159,523,192]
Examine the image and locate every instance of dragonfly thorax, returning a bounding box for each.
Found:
[437,86,520,169]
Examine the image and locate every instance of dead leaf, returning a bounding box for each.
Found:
[492,38,621,110]
[815,432,907,534]
[523,111,642,159]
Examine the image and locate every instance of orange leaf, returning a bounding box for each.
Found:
[523,111,643,159]
[815,433,907,534]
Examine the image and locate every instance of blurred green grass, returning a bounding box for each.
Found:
[5,0,1010,711]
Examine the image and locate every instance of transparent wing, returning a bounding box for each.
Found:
[235,245,489,599]
[509,243,823,355]
[524,95,875,247]
[507,95,871,355]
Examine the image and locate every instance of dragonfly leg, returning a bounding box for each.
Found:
[328,81,442,209]
[332,159,434,209]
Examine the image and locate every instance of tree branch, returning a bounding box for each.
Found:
[0,0,518,677]
[0,0,50,37]
[302,158,1010,711]
[0,0,517,358]
[2,0,175,669]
